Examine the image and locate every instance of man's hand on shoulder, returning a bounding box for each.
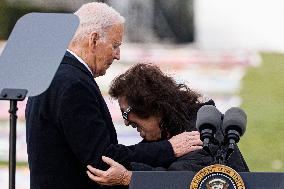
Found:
[168,131,203,157]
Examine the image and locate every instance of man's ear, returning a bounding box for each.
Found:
[89,32,99,50]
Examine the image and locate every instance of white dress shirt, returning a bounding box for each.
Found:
[67,49,93,77]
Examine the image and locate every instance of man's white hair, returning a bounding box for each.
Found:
[71,2,125,44]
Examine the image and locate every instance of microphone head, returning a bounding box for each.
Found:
[196,105,222,132]
[223,107,247,136]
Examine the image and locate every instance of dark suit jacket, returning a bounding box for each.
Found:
[25,52,175,189]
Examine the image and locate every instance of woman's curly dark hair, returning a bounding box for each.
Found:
[109,63,203,139]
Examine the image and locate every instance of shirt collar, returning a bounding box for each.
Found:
[67,49,93,76]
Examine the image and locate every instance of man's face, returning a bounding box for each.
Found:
[92,24,124,77]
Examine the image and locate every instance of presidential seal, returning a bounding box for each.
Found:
[189,164,245,189]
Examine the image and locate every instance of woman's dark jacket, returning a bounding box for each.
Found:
[131,100,249,172]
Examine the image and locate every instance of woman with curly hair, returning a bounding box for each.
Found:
[86,63,249,186]
[110,63,203,140]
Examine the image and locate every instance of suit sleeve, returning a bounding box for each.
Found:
[129,149,213,171]
[58,82,111,170]
[104,140,176,169]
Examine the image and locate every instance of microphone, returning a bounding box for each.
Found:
[222,107,247,159]
[196,105,222,154]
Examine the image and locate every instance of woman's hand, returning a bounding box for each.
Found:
[87,156,132,186]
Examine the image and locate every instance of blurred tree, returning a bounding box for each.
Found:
[154,0,194,43]
[107,0,194,43]
[0,0,8,39]
[0,1,68,40]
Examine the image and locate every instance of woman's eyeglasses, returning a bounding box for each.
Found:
[121,106,132,121]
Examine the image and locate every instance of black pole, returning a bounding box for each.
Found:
[9,100,18,189]
[0,88,28,189]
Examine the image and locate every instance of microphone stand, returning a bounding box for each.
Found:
[225,130,240,161]
[214,144,228,165]
[214,141,238,166]
[200,129,213,154]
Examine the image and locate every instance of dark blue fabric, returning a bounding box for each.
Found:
[26,52,175,189]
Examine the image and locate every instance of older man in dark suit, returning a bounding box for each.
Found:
[25,2,202,189]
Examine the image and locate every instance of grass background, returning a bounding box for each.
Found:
[239,53,284,172]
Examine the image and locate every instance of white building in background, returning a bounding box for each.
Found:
[195,0,284,52]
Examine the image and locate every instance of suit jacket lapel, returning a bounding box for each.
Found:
[62,51,94,80]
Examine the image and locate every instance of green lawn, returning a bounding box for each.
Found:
[0,161,28,167]
[239,53,284,172]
